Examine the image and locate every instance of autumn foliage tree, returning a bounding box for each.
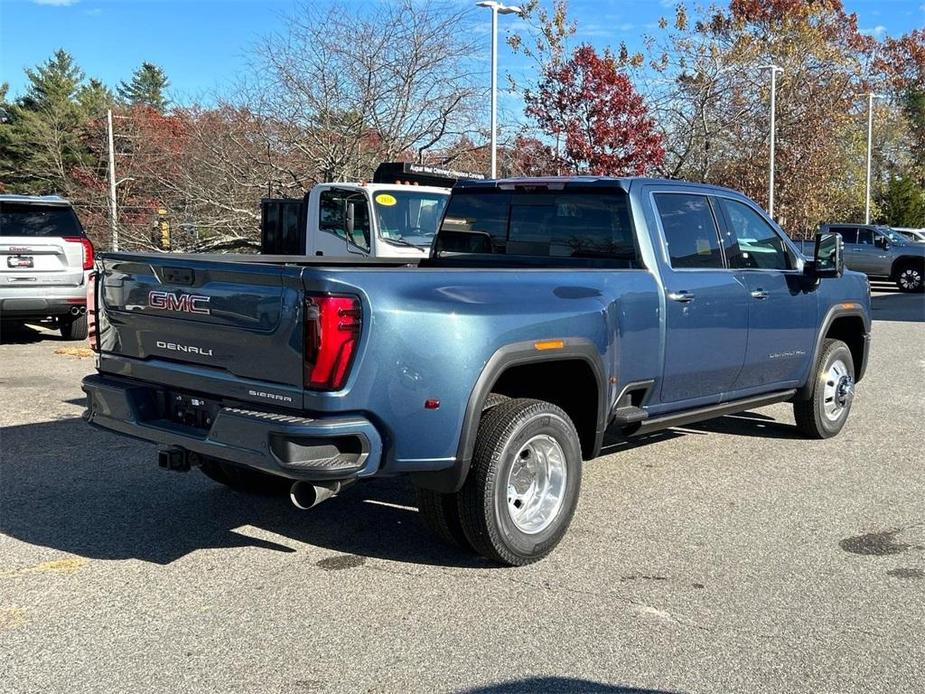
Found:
[641,0,887,234]
[524,45,664,175]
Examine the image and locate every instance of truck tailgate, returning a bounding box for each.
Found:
[97,254,305,395]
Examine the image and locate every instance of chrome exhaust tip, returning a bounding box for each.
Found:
[289,480,353,510]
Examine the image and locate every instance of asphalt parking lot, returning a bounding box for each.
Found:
[1,285,923,694]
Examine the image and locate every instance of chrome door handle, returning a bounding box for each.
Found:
[750,288,769,300]
[667,290,696,303]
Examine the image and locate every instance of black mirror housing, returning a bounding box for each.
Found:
[807,231,844,279]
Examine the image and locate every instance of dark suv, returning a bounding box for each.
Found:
[0,195,94,339]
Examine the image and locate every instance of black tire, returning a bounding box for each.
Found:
[415,487,473,551]
[199,458,289,495]
[458,398,583,566]
[895,261,924,293]
[482,392,510,411]
[793,338,855,439]
[60,314,88,340]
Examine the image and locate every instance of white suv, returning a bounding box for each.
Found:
[0,195,94,340]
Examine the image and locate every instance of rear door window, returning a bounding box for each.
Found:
[0,203,83,237]
[830,226,857,243]
[653,193,724,269]
[436,189,638,266]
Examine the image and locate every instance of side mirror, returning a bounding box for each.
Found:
[875,235,890,250]
[807,232,844,279]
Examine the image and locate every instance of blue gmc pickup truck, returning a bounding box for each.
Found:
[82,177,871,565]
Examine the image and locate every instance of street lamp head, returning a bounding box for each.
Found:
[475,1,523,13]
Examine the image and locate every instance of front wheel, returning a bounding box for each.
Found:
[895,261,924,292]
[793,338,855,439]
[457,398,583,566]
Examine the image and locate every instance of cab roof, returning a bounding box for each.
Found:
[452,176,745,196]
[0,193,72,206]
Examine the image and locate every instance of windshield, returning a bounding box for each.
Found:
[881,228,908,245]
[0,202,83,237]
[372,190,448,248]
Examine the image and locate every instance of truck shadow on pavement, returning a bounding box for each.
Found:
[0,416,488,568]
[870,285,925,322]
[0,322,63,344]
[3,410,805,568]
[460,678,675,693]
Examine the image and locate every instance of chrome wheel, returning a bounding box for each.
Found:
[823,358,854,422]
[506,434,568,535]
[898,267,922,291]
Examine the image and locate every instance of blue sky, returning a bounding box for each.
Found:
[1,0,923,104]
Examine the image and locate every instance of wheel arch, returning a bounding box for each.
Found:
[797,305,870,399]
[411,338,607,493]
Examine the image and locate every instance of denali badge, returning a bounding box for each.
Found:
[148,290,211,315]
[156,340,214,357]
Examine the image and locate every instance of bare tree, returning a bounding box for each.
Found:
[249,0,481,183]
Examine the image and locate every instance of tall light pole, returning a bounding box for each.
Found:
[476,1,522,179]
[864,93,884,224]
[759,64,783,218]
[106,109,119,251]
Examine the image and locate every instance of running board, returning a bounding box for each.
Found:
[634,389,797,436]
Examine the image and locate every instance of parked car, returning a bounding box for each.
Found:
[894,227,925,244]
[82,177,871,565]
[806,224,925,292]
[0,194,94,339]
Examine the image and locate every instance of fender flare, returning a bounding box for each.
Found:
[797,304,871,399]
[411,338,607,494]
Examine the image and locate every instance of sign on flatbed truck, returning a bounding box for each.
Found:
[83,176,871,566]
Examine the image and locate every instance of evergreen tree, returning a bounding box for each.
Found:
[20,49,84,111]
[77,78,115,118]
[118,62,170,112]
[0,49,89,193]
[877,176,925,228]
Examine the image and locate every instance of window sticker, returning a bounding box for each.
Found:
[375,193,397,206]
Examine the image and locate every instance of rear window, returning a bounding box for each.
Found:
[0,202,84,237]
[434,189,639,268]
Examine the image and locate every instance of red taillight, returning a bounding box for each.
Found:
[304,295,361,390]
[64,236,94,271]
[87,271,99,351]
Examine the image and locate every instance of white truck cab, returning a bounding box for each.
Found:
[306,182,449,259]
[260,163,482,259]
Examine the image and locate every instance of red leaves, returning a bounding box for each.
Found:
[524,44,664,176]
[876,29,925,92]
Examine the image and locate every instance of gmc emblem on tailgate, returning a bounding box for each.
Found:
[148,290,211,315]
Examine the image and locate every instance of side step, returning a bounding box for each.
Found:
[633,389,797,436]
[610,405,648,426]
